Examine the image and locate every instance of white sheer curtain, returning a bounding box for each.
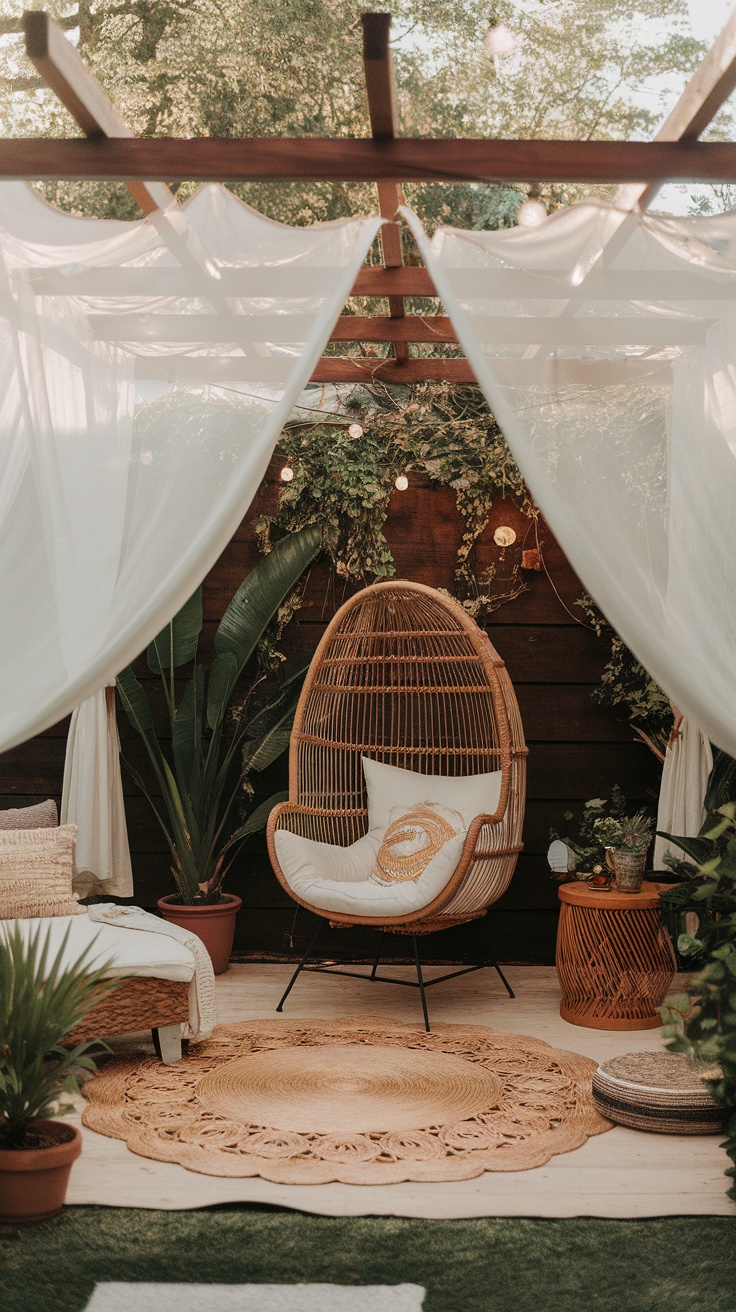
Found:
[406,203,736,757]
[0,182,380,752]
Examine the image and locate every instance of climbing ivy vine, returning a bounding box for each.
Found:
[257,382,537,619]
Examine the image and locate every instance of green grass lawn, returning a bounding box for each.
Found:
[1,1208,735,1312]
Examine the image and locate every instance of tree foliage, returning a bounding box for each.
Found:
[0,0,710,228]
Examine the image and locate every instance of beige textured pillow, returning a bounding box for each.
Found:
[0,824,81,919]
[373,802,465,884]
[0,799,58,830]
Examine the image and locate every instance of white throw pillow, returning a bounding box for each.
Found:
[362,757,502,832]
[274,815,466,919]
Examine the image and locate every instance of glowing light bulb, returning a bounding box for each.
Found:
[485,23,516,56]
[140,450,153,465]
[348,423,364,439]
[517,198,547,228]
[394,473,409,492]
[493,525,517,547]
[280,464,294,483]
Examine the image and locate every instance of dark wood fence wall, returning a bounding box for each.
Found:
[0,457,661,965]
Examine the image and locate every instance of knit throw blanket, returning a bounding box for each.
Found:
[87,903,217,1040]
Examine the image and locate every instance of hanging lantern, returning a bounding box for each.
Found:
[280,464,294,483]
[394,473,409,491]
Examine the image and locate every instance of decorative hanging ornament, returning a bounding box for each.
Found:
[394,474,409,492]
[348,423,364,439]
[517,196,547,228]
[280,464,294,483]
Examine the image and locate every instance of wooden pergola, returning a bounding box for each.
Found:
[7,9,736,385]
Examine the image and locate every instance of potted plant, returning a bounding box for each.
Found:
[598,809,654,893]
[0,923,116,1225]
[116,524,321,974]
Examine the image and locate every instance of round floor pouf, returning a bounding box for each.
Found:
[592,1051,728,1134]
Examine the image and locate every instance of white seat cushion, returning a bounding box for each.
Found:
[0,912,195,982]
[275,803,466,918]
[362,757,502,832]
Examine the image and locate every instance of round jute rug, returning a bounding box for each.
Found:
[82,1016,612,1185]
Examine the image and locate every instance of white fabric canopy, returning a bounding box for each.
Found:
[653,714,713,869]
[406,203,736,756]
[0,182,380,751]
[61,685,133,898]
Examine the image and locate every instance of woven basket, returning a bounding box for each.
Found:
[592,1051,728,1134]
[64,977,190,1045]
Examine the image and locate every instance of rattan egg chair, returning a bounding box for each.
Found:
[267,579,527,1028]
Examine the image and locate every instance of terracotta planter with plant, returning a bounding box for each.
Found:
[117,525,322,974]
[598,810,654,893]
[0,924,116,1225]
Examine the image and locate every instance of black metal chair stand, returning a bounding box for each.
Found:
[275,918,515,1032]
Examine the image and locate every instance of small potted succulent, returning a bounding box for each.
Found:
[596,809,654,893]
[0,923,116,1224]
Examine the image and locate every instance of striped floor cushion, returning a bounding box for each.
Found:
[592,1051,729,1135]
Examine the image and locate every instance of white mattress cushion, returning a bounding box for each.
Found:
[0,912,196,982]
[361,757,502,832]
[274,803,466,918]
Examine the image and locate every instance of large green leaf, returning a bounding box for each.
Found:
[147,586,203,673]
[657,831,715,866]
[705,748,736,813]
[172,666,205,798]
[214,523,321,679]
[205,650,238,733]
[242,666,308,741]
[219,792,288,855]
[238,671,301,771]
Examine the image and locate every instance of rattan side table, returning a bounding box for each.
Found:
[556,880,677,1030]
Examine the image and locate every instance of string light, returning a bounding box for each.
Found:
[485,23,516,57]
[517,194,547,228]
[280,464,294,483]
[348,423,364,439]
[493,525,517,547]
[394,473,409,491]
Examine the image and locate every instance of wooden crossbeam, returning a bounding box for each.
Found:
[616,7,736,211]
[4,135,736,184]
[23,11,175,216]
[361,13,409,364]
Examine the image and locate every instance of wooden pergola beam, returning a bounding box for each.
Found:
[23,10,175,216]
[361,13,409,365]
[616,7,736,210]
[5,135,736,184]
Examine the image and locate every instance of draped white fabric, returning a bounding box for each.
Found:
[0,182,380,752]
[61,686,133,898]
[406,203,736,756]
[653,716,713,870]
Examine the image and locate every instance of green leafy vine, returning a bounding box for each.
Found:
[257,382,538,618]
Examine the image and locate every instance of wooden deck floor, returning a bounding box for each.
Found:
[65,964,736,1218]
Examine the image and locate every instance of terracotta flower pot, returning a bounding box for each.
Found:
[157,893,242,974]
[0,1120,82,1225]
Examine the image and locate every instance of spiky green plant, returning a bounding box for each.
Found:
[116,524,322,904]
[0,923,117,1148]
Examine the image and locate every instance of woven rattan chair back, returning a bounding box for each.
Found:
[268,580,527,930]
